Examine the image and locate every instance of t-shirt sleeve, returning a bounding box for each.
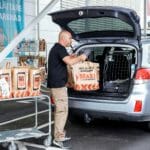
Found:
[58,47,69,59]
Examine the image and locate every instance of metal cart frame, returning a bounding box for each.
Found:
[0,95,52,150]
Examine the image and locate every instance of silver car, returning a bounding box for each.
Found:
[49,6,150,127]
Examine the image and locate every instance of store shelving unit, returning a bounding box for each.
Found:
[17,39,46,67]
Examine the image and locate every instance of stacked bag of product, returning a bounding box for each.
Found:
[12,66,29,98]
[0,63,42,99]
[67,61,100,91]
[28,68,41,96]
[0,62,12,99]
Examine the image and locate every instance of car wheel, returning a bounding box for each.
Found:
[68,112,79,123]
[83,113,93,124]
[145,121,150,131]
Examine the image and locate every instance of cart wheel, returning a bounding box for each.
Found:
[8,143,17,150]
[1,142,9,148]
[17,142,28,150]
[44,136,52,147]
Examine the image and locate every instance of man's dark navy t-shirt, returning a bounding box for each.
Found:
[47,43,69,88]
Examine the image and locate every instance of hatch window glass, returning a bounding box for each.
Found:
[68,17,133,35]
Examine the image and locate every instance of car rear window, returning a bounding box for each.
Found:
[68,17,133,35]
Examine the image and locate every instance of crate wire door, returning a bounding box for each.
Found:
[103,50,132,93]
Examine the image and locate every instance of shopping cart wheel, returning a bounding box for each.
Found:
[1,142,9,148]
[17,142,28,150]
[8,142,17,150]
[44,136,52,147]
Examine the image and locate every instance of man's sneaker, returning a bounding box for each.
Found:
[53,140,63,148]
[53,139,71,149]
[59,136,71,142]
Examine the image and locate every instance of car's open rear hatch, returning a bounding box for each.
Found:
[49,6,141,47]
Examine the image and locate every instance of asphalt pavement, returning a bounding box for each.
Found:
[1,99,150,150]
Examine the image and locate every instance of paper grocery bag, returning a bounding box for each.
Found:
[68,61,100,91]
[67,65,74,88]
[12,67,29,98]
[0,62,12,99]
[39,67,46,82]
[29,68,41,96]
[0,77,11,99]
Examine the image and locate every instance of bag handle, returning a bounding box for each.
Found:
[5,62,11,69]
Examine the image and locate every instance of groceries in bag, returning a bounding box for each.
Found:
[68,61,100,91]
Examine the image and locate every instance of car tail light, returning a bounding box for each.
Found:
[134,100,142,112]
[134,68,150,84]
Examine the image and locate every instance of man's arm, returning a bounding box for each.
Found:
[63,54,87,65]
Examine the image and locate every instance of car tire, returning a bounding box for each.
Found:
[144,121,150,131]
[68,112,79,123]
[68,110,88,124]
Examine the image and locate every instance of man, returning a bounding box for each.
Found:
[47,30,87,148]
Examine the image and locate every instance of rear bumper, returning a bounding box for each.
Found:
[69,97,150,122]
[69,108,150,122]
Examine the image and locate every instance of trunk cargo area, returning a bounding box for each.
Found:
[68,46,136,100]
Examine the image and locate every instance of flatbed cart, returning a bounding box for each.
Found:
[0,95,53,150]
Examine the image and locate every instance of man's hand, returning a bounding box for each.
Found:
[84,49,92,57]
[80,54,87,61]
[63,54,87,65]
[70,53,77,58]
